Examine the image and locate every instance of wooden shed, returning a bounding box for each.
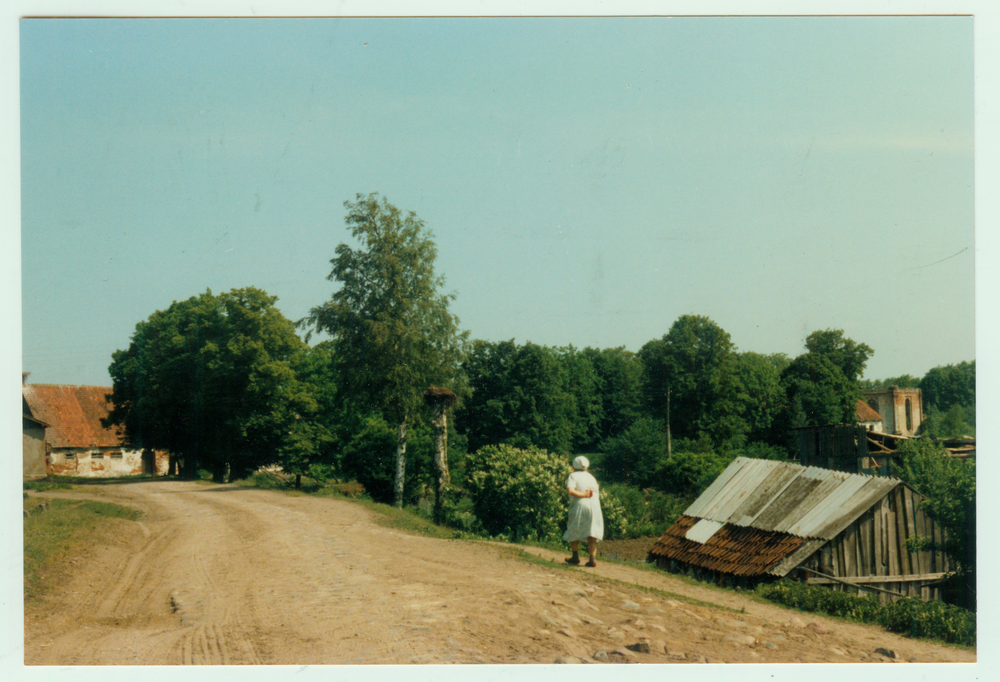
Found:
[648,457,955,603]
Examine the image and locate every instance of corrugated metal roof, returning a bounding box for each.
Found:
[22,384,124,449]
[683,457,903,540]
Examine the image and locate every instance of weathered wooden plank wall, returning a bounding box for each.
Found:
[801,486,954,602]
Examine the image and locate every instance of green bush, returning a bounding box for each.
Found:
[598,487,629,539]
[656,449,736,498]
[756,579,975,646]
[465,444,569,542]
[878,597,976,646]
[339,415,403,504]
[601,482,688,537]
[598,417,668,487]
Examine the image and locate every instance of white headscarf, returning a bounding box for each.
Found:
[572,456,589,471]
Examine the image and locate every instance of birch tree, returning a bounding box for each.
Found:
[302,193,467,507]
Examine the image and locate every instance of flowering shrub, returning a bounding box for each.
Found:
[465,444,569,542]
[598,487,629,539]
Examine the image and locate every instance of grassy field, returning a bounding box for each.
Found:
[23,494,142,602]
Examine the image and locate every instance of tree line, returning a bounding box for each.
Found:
[103,194,975,601]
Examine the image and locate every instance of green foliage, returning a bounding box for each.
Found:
[582,346,644,443]
[755,579,883,622]
[601,482,688,537]
[24,498,142,601]
[459,340,579,454]
[106,287,314,481]
[894,439,975,574]
[301,193,469,506]
[860,374,920,390]
[656,449,736,499]
[755,579,975,646]
[340,414,406,504]
[920,404,976,438]
[639,315,741,447]
[597,487,630,539]
[920,361,975,413]
[598,417,668,487]
[737,441,789,461]
[803,329,873,384]
[775,330,873,436]
[779,353,859,428]
[877,596,976,646]
[731,352,789,444]
[464,444,569,541]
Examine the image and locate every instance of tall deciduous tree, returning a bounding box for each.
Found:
[105,288,314,481]
[920,361,976,413]
[301,193,468,507]
[803,329,873,384]
[778,329,873,432]
[583,346,643,445]
[639,315,741,448]
[458,340,579,455]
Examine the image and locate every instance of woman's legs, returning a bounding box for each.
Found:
[586,537,597,566]
[565,540,580,564]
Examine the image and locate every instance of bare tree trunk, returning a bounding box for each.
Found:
[431,404,450,522]
[394,419,408,508]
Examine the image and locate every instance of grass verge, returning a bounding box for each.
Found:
[23,497,142,603]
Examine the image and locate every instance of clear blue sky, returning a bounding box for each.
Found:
[16,12,980,386]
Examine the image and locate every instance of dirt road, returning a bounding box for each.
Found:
[24,479,976,665]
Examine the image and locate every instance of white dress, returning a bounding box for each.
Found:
[563,470,604,542]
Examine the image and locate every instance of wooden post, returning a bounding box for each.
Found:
[424,386,458,523]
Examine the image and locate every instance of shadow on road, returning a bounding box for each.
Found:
[43,476,265,494]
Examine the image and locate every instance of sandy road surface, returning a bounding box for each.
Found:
[24,479,975,665]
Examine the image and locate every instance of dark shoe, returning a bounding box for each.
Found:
[565,556,581,565]
[585,560,597,567]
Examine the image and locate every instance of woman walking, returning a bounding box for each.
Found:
[563,456,603,567]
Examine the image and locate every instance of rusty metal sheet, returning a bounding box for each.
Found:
[650,515,808,577]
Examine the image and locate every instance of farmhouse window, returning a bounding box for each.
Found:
[92,452,104,459]
[109,452,123,459]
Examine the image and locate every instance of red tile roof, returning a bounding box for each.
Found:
[856,399,882,423]
[22,385,125,449]
[648,515,808,577]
